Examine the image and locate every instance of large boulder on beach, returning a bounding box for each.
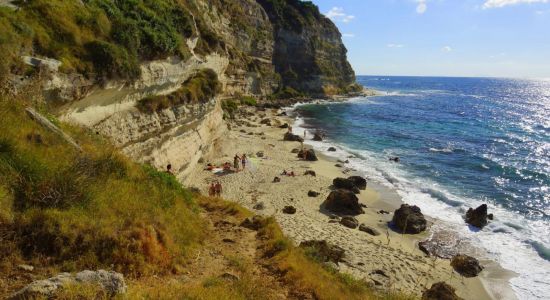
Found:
[422,282,463,300]
[391,204,427,234]
[450,255,483,277]
[284,132,303,142]
[298,149,318,161]
[333,177,360,194]
[465,204,489,228]
[348,176,367,190]
[323,190,364,215]
[299,240,345,264]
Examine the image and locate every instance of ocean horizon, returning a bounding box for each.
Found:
[292,75,550,299]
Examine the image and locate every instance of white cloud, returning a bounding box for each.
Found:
[442,46,453,52]
[387,44,405,48]
[483,0,549,9]
[416,0,428,14]
[326,7,355,23]
[343,33,355,38]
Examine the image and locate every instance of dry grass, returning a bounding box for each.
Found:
[0,97,205,283]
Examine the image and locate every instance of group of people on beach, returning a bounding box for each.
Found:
[209,181,223,197]
[233,154,247,172]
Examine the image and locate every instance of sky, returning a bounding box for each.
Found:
[310,0,550,78]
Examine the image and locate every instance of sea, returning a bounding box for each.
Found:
[291,76,550,299]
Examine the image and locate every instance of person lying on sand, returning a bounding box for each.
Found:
[223,162,231,171]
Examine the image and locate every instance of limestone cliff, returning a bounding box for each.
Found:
[257,0,357,95]
[1,0,359,177]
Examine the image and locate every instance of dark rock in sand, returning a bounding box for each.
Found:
[291,148,300,153]
[304,170,316,177]
[277,112,287,116]
[283,132,304,142]
[240,129,246,133]
[219,272,239,282]
[283,206,296,214]
[253,202,265,210]
[451,254,483,277]
[340,216,359,229]
[422,282,463,300]
[328,147,337,152]
[348,176,367,190]
[313,132,323,141]
[335,164,343,168]
[391,204,427,234]
[465,204,489,228]
[323,190,364,215]
[308,190,320,197]
[299,240,345,264]
[256,151,264,158]
[240,216,264,231]
[260,118,272,126]
[298,149,318,161]
[378,210,390,215]
[359,224,381,236]
[279,123,289,129]
[333,177,360,194]
[273,177,281,183]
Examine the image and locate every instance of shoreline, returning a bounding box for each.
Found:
[183,101,514,299]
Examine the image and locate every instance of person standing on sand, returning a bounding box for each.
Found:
[241,154,247,170]
[209,182,216,197]
[234,154,240,172]
[215,181,222,197]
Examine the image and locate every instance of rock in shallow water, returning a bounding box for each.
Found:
[465,204,490,228]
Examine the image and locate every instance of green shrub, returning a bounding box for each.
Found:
[239,96,257,106]
[136,69,221,113]
[270,86,304,100]
[0,98,204,277]
[221,99,239,119]
[85,40,141,80]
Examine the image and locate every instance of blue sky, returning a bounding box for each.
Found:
[311,0,550,78]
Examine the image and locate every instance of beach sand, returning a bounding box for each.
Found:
[184,106,503,299]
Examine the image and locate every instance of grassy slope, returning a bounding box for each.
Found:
[0,97,412,299]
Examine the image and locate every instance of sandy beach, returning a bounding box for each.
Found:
[184,105,509,299]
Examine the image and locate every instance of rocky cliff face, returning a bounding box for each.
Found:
[257,0,357,95]
[3,0,358,178]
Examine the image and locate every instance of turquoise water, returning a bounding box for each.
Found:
[293,76,550,299]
